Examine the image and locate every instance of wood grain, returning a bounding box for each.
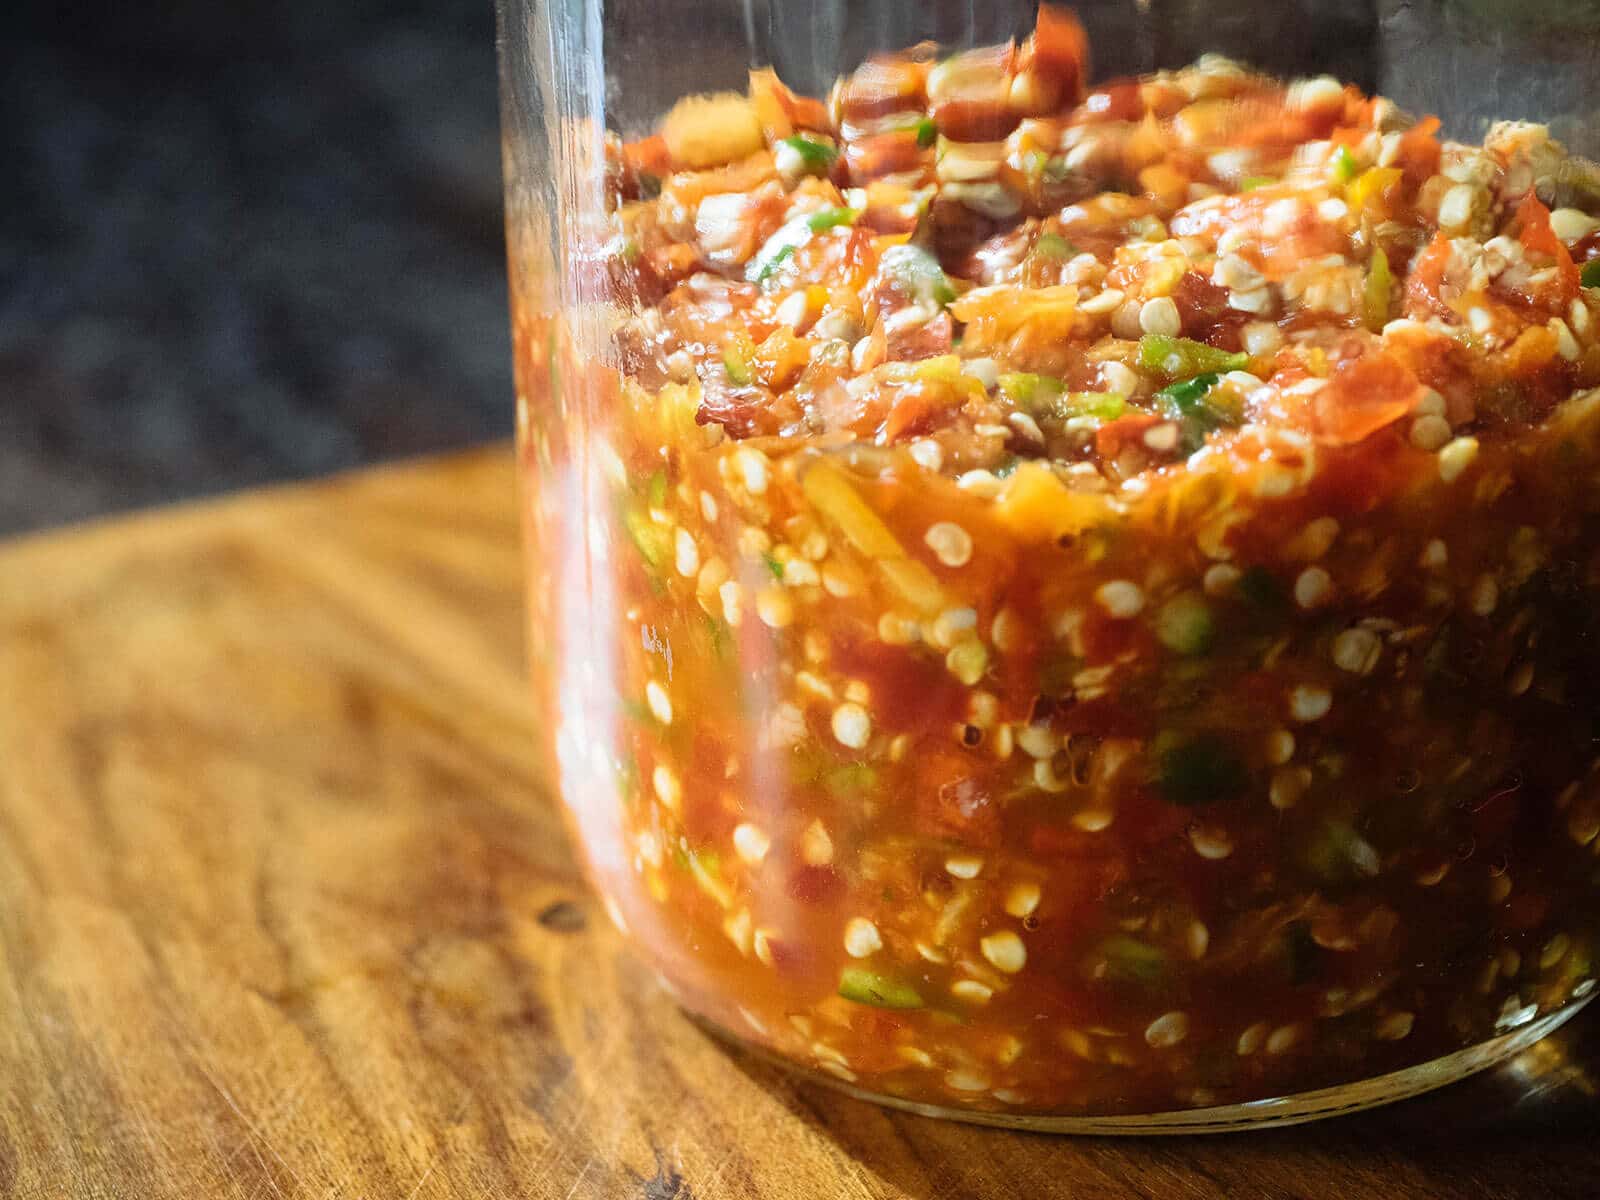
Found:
[0,446,1594,1200]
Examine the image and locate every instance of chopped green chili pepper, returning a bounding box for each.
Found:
[1239,175,1276,191]
[825,762,878,798]
[838,966,924,1009]
[1155,732,1249,806]
[1041,156,1072,184]
[1364,246,1392,331]
[685,848,732,907]
[1097,935,1167,986]
[750,241,796,284]
[912,117,937,148]
[723,344,751,385]
[806,206,860,233]
[1033,233,1077,259]
[998,372,1061,411]
[881,243,957,307]
[1140,335,1251,379]
[747,215,814,284]
[1063,391,1127,420]
[1154,371,1245,453]
[1331,146,1360,183]
[1303,819,1382,883]
[1155,372,1222,412]
[1155,591,1215,655]
[1000,373,1125,421]
[1582,259,1600,289]
[704,613,732,660]
[779,134,838,170]
[623,508,671,568]
[762,552,785,581]
[647,469,668,509]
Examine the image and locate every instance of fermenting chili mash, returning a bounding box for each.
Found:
[516,6,1600,1118]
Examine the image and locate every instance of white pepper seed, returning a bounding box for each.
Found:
[1265,1023,1302,1055]
[1017,724,1062,760]
[1094,580,1146,619]
[734,446,770,495]
[843,917,882,958]
[925,521,974,567]
[1213,253,1265,292]
[732,822,770,864]
[1139,295,1183,337]
[1552,318,1581,362]
[1203,562,1242,596]
[909,439,945,472]
[774,289,810,331]
[645,679,674,724]
[1079,288,1126,315]
[1332,627,1382,675]
[719,580,745,625]
[1294,566,1333,609]
[1437,183,1478,232]
[1004,881,1042,919]
[756,586,795,628]
[946,639,989,686]
[1145,1011,1190,1048]
[1438,436,1480,483]
[1270,765,1312,810]
[831,702,872,750]
[1376,1011,1415,1041]
[1550,207,1600,243]
[1289,684,1333,722]
[652,764,682,810]
[801,819,834,865]
[1189,825,1234,859]
[1469,574,1499,617]
[1541,933,1572,970]
[980,931,1028,974]
[945,855,983,880]
[1237,1022,1269,1056]
[945,1070,991,1092]
[1072,808,1115,832]
[1242,321,1285,356]
[1410,414,1452,451]
[1508,661,1534,697]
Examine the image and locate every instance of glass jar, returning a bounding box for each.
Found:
[497,0,1600,1131]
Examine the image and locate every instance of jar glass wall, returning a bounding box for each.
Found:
[496,0,1600,1130]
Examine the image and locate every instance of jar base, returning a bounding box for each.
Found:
[690,996,1591,1134]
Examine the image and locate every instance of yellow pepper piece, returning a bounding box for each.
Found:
[876,558,947,615]
[802,460,904,558]
[1347,166,1402,214]
[1363,247,1393,332]
[802,460,947,614]
[994,461,1109,542]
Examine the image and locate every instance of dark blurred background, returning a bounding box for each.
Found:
[3,0,509,534]
[4,0,1592,536]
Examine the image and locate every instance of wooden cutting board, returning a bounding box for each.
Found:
[0,447,1593,1200]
